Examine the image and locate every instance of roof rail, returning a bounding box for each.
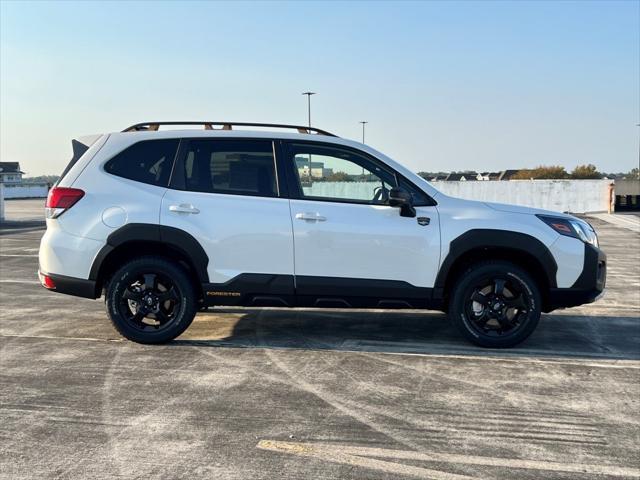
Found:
[122,121,337,137]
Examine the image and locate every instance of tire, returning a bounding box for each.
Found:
[105,256,197,344]
[448,261,541,348]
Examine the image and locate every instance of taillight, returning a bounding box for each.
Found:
[38,271,56,289]
[45,187,85,219]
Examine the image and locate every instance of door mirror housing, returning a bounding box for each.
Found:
[389,188,416,218]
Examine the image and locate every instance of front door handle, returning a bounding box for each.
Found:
[169,204,200,214]
[295,212,327,222]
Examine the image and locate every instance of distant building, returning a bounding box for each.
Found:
[427,169,521,181]
[444,172,477,181]
[295,158,333,178]
[0,162,24,183]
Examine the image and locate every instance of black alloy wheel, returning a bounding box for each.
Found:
[118,272,180,332]
[449,261,542,348]
[465,276,530,337]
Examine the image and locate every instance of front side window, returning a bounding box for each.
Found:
[183,140,277,197]
[104,139,179,187]
[290,144,396,204]
[398,177,434,207]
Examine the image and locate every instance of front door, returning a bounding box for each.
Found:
[284,142,441,306]
[161,138,294,305]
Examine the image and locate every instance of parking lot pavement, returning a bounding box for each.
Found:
[1,207,639,479]
[590,212,640,233]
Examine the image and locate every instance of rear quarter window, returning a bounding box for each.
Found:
[104,139,179,187]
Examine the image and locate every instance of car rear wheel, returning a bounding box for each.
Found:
[106,256,197,344]
[449,261,541,348]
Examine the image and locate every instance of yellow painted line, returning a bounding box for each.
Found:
[258,440,476,480]
[258,440,640,478]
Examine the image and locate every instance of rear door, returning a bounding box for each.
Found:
[161,138,294,304]
[283,141,440,306]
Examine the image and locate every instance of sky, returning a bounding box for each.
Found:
[1,0,638,176]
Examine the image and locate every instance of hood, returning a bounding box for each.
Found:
[483,201,572,218]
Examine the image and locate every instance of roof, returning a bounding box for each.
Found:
[122,121,336,137]
[295,159,327,168]
[445,173,465,181]
[98,122,442,201]
[445,173,477,181]
[0,162,24,174]
[499,169,521,180]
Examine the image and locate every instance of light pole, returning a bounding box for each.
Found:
[302,92,316,130]
[359,121,368,144]
[359,121,368,178]
[302,92,316,182]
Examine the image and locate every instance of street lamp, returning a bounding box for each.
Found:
[302,92,316,183]
[302,92,316,130]
[359,121,368,144]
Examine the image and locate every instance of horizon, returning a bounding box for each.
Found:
[1,1,638,177]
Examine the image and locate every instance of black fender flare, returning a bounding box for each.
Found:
[89,223,209,283]
[434,229,558,296]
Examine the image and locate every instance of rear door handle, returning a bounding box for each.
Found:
[295,212,326,222]
[169,204,200,214]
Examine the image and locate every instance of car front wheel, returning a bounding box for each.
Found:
[449,261,541,348]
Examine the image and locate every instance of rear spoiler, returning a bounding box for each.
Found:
[58,134,103,185]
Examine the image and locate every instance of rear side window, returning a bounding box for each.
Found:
[105,139,179,187]
[183,140,277,197]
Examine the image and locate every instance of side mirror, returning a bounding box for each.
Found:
[389,188,416,218]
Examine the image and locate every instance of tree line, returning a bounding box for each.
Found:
[418,166,639,180]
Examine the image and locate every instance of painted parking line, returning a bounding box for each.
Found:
[257,440,640,479]
[0,280,40,284]
[589,214,640,233]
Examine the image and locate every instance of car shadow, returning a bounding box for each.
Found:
[174,308,640,361]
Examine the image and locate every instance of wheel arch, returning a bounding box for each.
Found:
[434,230,557,311]
[90,224,209,297]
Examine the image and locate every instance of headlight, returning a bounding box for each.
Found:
[537,215,599,247]
[569,219,598,247]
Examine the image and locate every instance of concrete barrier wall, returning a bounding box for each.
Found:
[306,179,612,213]
[0,179,614,215]
[304,182,381,199]
[2,183,49,199]
[614,179,640,196]
[432,179,612,213]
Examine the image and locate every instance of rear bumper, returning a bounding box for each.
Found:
[38,270,98,299]
[546,244,606,311]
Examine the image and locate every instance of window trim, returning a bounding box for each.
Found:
[168,137,283,199]
[281,140,436,207]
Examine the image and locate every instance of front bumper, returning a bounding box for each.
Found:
[546,244,606,311]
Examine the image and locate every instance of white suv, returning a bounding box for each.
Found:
[39,121,606,347]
